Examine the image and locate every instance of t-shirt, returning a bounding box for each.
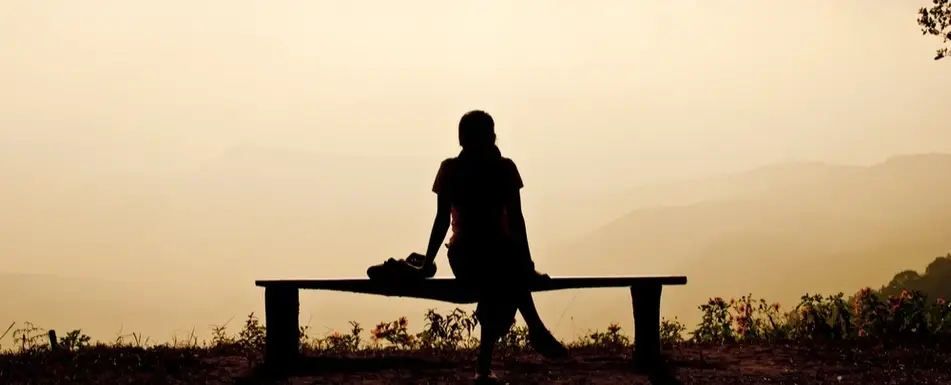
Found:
[431,156,524,246]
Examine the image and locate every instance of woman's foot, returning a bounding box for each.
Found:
[532,270,551,280]
[473,370,502,385]
[528,328,568,359]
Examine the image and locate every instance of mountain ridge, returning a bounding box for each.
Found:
[545,153,951,328]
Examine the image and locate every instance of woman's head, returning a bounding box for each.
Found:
[458,110,496,151]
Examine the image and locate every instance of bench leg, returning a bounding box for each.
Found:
[630,285,662,369]
[264,286,300,369]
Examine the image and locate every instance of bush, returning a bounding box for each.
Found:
[5,287,951,360]
[660,317,687,346]
[417,308,479,351]
[691,288,951,344]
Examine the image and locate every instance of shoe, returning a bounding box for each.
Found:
[366,253,436,280]
[473,370,502,385]
[529,328,568,359]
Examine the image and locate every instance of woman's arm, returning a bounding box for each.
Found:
[424,192,451,265]
[506,189,533,262]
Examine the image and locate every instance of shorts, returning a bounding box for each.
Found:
[447,238,533,331]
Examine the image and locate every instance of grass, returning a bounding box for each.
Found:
[2,287,951,384]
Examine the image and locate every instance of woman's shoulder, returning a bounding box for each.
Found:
[436,157,460,177]
[439,156,459,167]
[439,155,517,169]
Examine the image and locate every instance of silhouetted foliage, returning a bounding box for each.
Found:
[918,0,951,60]
[690,289,951,343]
[880,254,951,300]
[60,330,92,351]
[5,283,951,357]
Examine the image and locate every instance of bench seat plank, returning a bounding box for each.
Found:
[255,276,686,304]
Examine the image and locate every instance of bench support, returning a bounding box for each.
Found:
[630,285,662,368]
[256,276,686,371]
[264,285,300,368]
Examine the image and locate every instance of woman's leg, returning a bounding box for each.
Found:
[448,243,512,377]
[496,240,568,358]
[512,291,568,358]
[474,298,517,377]
[515,292,545,330]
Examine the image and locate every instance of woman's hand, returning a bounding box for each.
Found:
[407,252,437,278]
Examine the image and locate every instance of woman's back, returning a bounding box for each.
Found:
[432,153,524,246]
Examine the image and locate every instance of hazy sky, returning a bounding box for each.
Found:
[3,0,949,189]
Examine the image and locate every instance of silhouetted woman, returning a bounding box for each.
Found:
[418,110,567,383]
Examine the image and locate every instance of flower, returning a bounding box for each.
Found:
[937,298,946,306]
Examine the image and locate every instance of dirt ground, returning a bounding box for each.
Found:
[3,341,950,385]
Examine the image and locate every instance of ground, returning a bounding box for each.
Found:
[2,341,950,384]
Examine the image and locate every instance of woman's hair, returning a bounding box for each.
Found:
[458,110,497,151]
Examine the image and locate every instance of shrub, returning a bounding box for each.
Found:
[8,285,951,358]
[315,321,363,354]
[660,317,687,346]
[691,297,735,343]
[59,330,92,351]
[369,316,416,350]
[416,308,479,351]
[496,324,530,355]
[786,293,853,340]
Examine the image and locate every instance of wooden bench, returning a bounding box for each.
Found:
[254,275,687,368]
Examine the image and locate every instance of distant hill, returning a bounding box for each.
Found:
[540,161,862,248]
[547,153,951,328]
[879,253,951,300]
